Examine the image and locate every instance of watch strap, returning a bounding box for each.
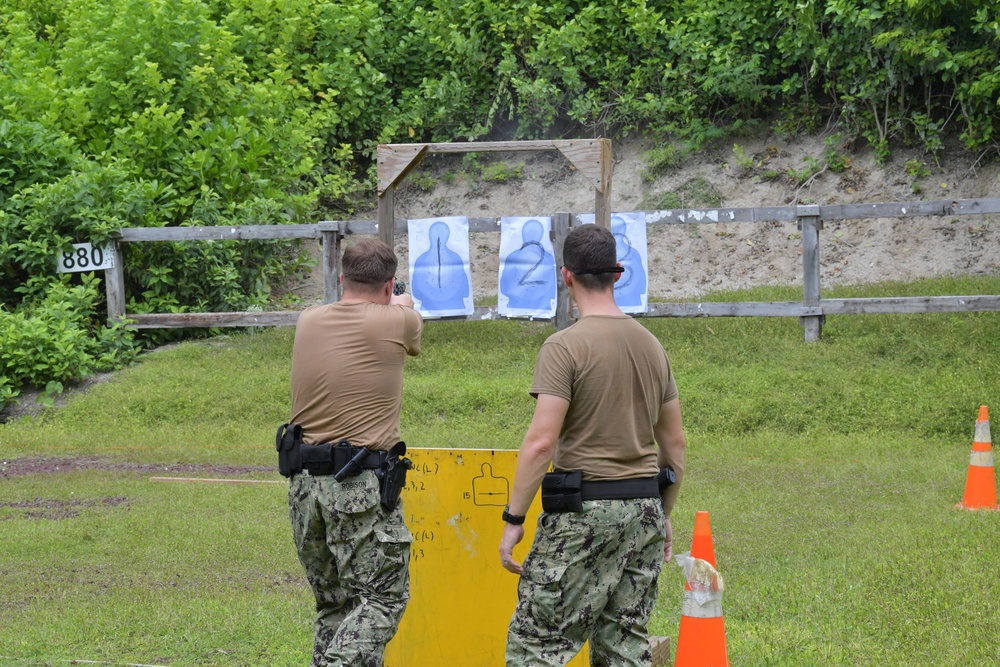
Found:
[502,506,526,525]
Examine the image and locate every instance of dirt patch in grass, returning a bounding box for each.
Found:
[0,496,130,521]
[0,456,273,479]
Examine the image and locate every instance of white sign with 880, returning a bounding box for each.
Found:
[56,242,115,273]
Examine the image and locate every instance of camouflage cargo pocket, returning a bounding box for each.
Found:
[355,518,413,592]
[330,471,380,514]
[375,524,413,558]
[519,548,570,628]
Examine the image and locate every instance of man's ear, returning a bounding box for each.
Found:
[339,273,345,285]
[560,266,573,286]
[612,263,623,283]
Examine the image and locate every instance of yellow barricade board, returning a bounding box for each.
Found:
[385,448,588,666]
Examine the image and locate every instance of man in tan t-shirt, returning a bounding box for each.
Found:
[499,224,686,667]
[288,238,422,667]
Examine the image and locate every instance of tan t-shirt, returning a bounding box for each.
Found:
[531,315,678,481]
[290,301,423,450]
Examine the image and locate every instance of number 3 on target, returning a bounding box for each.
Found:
[56,242,115,273]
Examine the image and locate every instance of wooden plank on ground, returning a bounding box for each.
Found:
[651,636,672,667]
[150,477,283,485]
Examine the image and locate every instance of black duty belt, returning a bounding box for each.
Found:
[300,442,386,478]
[580,476,660,500]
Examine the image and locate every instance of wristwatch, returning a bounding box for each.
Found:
[502,505,526,525]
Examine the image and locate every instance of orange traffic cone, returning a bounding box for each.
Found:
[957,405,998,511]
[674,511,729,667]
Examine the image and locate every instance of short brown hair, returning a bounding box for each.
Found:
[342,238,397,292]
[563,225,617,290]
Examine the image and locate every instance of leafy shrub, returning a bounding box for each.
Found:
[685,177,724,208]
[824,134,850,173]
[639,191,683,211]
[480,161,524,183]
[788,156,824,185]
[906,159,932,179]
[732,144,755,176]
[0,274,140,411]
[641,145,682,182]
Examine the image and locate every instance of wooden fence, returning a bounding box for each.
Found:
[105,197,1000,341]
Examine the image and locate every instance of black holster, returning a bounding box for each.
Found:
[376,441,412,511]
[275,423,303,477]
[541,470,583,513]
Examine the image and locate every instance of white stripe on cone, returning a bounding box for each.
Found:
[970,450,995,467]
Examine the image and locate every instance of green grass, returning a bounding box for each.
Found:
[2,276,1000,665]
[639,176,724,210]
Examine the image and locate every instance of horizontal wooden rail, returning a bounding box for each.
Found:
[106,196,1000,340]
[640,296,1000,319]
[817,295,1000,315]
[128,306,524,329]
[126,296,1000,329]
[114,197,1000,242]
[640,197,1000,225]
[130,312,303,328]
[643,302,822,318]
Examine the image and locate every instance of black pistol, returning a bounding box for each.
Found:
[657,465,677,492]
[334,446,371,482]
[393,279,407,296]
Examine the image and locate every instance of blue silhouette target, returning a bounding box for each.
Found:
[498,217,557,318]
[408,217,473,317]
[579,212,649,313]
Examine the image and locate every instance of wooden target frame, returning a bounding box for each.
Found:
[376,139,613,245]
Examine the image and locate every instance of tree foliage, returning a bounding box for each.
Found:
[3,0,1000,409]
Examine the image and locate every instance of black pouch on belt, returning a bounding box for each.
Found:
[541,470,584,513]
[300,442,337,477]
[275,423,303,477]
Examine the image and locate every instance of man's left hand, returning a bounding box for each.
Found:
[663,516,673,563]
[390,292,414,307]
[499,523,525,574]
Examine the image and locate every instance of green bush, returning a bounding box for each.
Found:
[641,145,682,182]
[480,161,524,182]
[0,274,139,412]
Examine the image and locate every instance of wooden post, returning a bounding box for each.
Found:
[377,188,395,247]
[553,138,613,228]
[552,212,572,330]
[595,138,613,229]
[104,237,127,325]
[798,205,824,342]
[321,225,342,304]
[377,144,428,248]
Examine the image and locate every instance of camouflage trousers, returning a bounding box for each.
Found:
[507,498,666,667]
[289,469,413,667]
